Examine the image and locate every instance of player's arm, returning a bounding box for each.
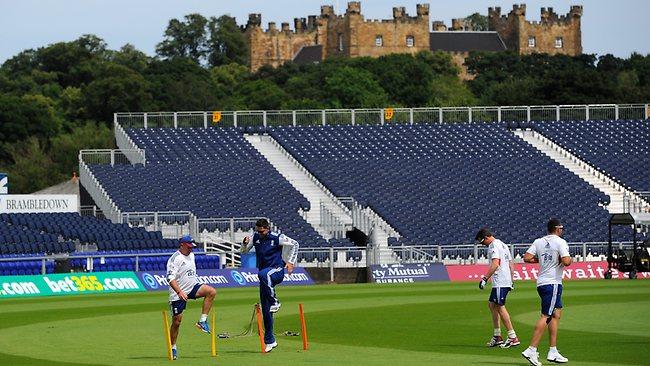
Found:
[279,234,299,273]
[523,244,538,263]
[484,258,500,280]
[169,279,188,301]
[241,234,254,253]
[166,262,187,300]
[560,243,572,266]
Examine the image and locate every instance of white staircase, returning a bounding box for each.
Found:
[512,129,640,213]
[244,134,352,240]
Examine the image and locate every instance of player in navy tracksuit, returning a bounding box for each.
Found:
[242,218,299,352]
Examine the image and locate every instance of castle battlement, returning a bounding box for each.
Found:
[488,3,582,57]
[245,2,581,72]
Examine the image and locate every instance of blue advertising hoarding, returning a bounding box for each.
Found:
[369,263,449,283]
[137,268,314,291]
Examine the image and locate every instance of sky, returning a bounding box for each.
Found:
[1,0,649,64]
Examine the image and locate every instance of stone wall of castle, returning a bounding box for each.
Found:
[245,2,431,72]
[245,2,583,72]
[488,4,582,56]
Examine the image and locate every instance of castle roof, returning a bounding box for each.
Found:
[429,31,507,52]
[293,45,323,65]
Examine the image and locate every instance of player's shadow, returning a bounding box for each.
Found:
[128,356,202,360]
[222,350,266,354]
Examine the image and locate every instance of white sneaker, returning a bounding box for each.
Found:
[547,351,568,363]
[264,341,278,353]
[269,302,282,313]
[522,348,543,366]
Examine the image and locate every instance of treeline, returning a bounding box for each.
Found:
[0,13,649,193]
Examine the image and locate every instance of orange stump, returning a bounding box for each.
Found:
[255,304,266,353]
[299,303,309,350]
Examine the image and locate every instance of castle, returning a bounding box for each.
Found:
[244,3,583,72]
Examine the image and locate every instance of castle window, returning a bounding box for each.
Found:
[528,36,536,48]
[555,37,563,48]
[406,35,414,47]
[338,33,344,52]
[375,35,383,47]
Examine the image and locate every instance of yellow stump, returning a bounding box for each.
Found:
[162,310,173,361]
[211,312,217,357]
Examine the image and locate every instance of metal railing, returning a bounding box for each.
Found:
[122,211,196,239]
[0,242,636,280]
[78,159,121,223]
[115,104,649,129]
[623,191,650,213]
[338,197,400,238]
[320,203,349,239]
[78,149,146,223]
[114,121,146,166]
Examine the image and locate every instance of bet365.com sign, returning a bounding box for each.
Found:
[0,272,145,298]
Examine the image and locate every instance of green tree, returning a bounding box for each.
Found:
[109,44,150,74]
[324,66,388,108]
[207,15,248,67]
[145,58,219,110]
[50,121,115,178]
[0,93,62,144]
[82,63,154,122]
[0,137,63,193]
[156,14,209,64]
[236,79,288,110]
[464,13,489,31]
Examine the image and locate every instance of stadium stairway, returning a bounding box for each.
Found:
[244,133,395,262]
[513,129,636,213]
[243,134,352,239]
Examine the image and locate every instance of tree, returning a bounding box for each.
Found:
[0,137,63,193]
[82,63,154,122]
[324,66,388,108]
[156,14,209,64]
[50,121,115,178]
[145,58,219,111]
[464,13,489,31]
[235,79,288,110]
[0,93,62,145]
[207,15,248,67]
[109,44,150,74]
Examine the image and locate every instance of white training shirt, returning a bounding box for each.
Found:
[526,234,570,287]
[488,239,513,288]
[166,251,198,302]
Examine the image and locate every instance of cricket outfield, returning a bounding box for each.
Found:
[0,280,648,365]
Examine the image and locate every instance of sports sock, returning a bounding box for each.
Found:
[493,328,501,336]
[549,346,558,353]
[507,329,517,338]
[528,346,537,353]
[200,314,208,322]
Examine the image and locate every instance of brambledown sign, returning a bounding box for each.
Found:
[0,194,78,213]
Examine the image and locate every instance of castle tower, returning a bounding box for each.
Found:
[489,4,582,56]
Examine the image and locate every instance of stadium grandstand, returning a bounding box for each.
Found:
[1,104,648,274]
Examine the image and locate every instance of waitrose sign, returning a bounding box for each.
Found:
[0,272,145,298]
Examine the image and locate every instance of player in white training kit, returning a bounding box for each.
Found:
[522,218,572,366]
[167,235,217,360]
[475,227,520,349]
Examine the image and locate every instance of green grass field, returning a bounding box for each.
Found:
[0,280,649,365]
